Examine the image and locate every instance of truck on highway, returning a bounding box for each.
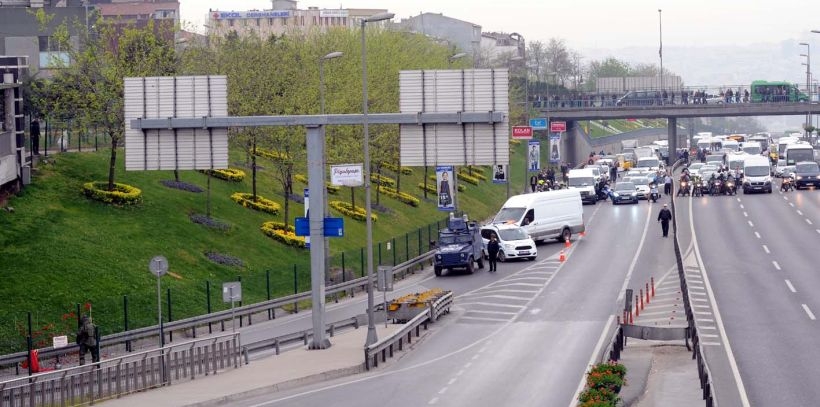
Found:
[492,189,585,243]
[621,139,638,152]
[433,213,484,276]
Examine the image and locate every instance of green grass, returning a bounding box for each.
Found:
[0,143,528,352]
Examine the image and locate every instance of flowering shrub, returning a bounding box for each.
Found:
[161,180,204,192]
[204,251,244,267]
[231,192,281,215]
[370,173,396,187]
[253,147,290,161]
[261,221,306,248]
[82,182,142,205]
[510,138,522,145]
[428,174,473,188]
[418,182,465,193]
[201,168,246,182]
[377,186,420,207]
[189,213,231,231]
[455,172,481,185]
[330,200,377,222]
[577,362,626,406]
[459,168,487,181]
[381,162,414,175]
[293,174,340,194]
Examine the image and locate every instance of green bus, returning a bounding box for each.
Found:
[750,80,809,103]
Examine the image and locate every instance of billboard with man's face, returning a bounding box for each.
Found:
[528,141,540,172]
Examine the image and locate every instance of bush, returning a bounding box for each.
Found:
[200,168,246,182]
[419,181,465,193]
[577,362,626,406]
[370,173,396,187]
[510,139,522,145]
[293,174,341,194]
[381,162,414,175]
[261,221,306,248]
[377,185,420,207]
[458,169,487,181]
[253,147,290,161]
[329,200,377,222]
[230,192,281,215]
[578,387,619,406]
[82,182,142,206]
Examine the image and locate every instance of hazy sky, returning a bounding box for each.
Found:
[180,0,820,50]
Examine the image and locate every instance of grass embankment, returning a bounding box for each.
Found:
[0,142,527,352]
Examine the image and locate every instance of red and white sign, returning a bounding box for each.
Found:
[550,121,567,132]
[511,126,533,139]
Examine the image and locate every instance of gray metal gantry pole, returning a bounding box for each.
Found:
[306,125,331,349]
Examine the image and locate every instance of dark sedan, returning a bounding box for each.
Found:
[793,161,820,189]
[611,182,639,204]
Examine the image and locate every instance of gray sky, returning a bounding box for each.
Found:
[180,0,820,49]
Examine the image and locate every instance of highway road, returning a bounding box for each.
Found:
[685,186,820,406]
[229,196,681,407]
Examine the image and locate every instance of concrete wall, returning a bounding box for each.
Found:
[561,122,687,166]
[0,7,86,74]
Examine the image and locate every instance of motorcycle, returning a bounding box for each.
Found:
[649,185,660,202]
[692,179,703,197]
[677,180,691,197]
[726,179,737,195]
[710,180,722,196]
[598,185,612,201]
[781,177,794,192]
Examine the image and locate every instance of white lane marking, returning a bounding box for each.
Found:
[464,310,518,316]
[689,190,751,406]
[448,378,457,385]
[797,210,804,216]
[747,220,754,227]
[773,261,781,270]
[429,397,439,405]
[479,345,488,353]
[617,199,654,303]
[456,302,524,309]
[438,387,448,395]
[464,362,472,369]
[456,369,465,377]
[571,315,616,405]
[762,245,770,254]
[701,342,723,346]
[755,231,761,239]
[802,304,817,321]
[471,354,479,360]
[785,280,796,293]
[739,204,745,209]
[783,196,789,200]
[789,202,795,207]
[736,197,741,202]
[807,219,814,225]
[743,212,748,217]
[529,308,542,315]
[700,334,720,338]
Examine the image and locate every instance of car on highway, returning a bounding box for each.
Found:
[774,159,789,177]
[635,157,663,172]
[480,224,537,262]
[688,162,704,177]
[631,176,652,199]
[792,161,820,189]
[700,165,719,182]
[611,182,639,204]
[742,155,773,194]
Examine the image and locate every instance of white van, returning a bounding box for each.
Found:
[635,157,662,172]
[742,155,773,194]
[741,141,762,156]
[567,168,598,204]
[491,189,585,243]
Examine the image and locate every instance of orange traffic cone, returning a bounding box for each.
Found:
[580,231,586,237]
[559,250,566,262]
[564,239,571,248]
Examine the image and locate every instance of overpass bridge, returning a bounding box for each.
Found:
[538,102,820,160]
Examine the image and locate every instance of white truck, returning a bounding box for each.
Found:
[491,189,585,243]
[566,168,599,204]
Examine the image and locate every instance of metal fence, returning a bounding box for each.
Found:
[0,333,240,407]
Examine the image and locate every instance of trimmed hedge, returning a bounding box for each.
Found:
[293,174,341,194]
[329,200,377,222]
[261,221,306,248]
[418,182,466,194]
[377,185,420,207]
[200,168,246,182]
[253,147,290,161]
[82,182,143,206]
[459,169,487,181]
[429,173,478,186]
[370,173,396,187]
[230,192,281,215]
[381,162,414,175]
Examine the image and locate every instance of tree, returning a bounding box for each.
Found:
[38,15,176,190]
[545,38,573,87]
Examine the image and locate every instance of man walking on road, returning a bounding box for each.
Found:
[487,234,500,272]
[658,204,672,237]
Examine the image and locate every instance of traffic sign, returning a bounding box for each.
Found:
[550,121,566,132]
[294,217,344,237]
[149,256,168,277]
[529,118,548,130]
[512,126,533,139]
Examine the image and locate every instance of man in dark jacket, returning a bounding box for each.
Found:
[487,234,500,272]
[529,175,538,193]
[658,204,673,237]
[77,315,99,365]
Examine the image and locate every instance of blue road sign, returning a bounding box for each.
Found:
[295,217,309,236]
[529,118,548,130]
[294,217,344,237]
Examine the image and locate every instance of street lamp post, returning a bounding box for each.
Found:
[361,12,394,347]
[658,9,663,95]
[448,52,467,68]
[800,42,811,140]
[319,50,343,315]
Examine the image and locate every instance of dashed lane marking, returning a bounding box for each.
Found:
[429,397,439,404]
[816,229,820,235]
[448,378,457,385]
[458,316,511,323]
[748,220,754,227]
[743,212,748,217]
[785,279,796,293]
[701,342,723,346]
[755,231,761,239]
[700,334,719,338]
[456,302,524,309]
[802,304,817,321]
[773,261,781,271]
[807,219,814,225]
[763,245,770,254]
[740,204,745,209]
[789,202,795,207]
[797,209,804,216]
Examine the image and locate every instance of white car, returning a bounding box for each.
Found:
[775,159,789,177]
[480,224,537,262]
[631,176,652,199]
[687,163,704,177]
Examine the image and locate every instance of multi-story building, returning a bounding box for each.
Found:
[207,0,388,38]
[391,13,481,62]
[480,32,524,65]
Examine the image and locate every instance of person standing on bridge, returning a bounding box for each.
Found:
[658,204,673,238]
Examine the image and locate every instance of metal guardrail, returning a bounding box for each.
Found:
[241,316,362,356]
[364,291,453,370]
[0,333,241,407]
[0,250,435,372]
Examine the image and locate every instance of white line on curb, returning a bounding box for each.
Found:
[748,220,754,227]
[755,231,761,239]
[762,245,770,254]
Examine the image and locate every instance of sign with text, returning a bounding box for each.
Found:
[550,121,567,132]
[330,164,363,186]
[512,126,533,139]
[529,118,548,130]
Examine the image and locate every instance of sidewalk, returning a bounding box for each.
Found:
[98,325,399,407]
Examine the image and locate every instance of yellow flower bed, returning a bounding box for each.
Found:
[418,182,466,193]
[377,185,420,207]
[510,139,522,145]
[293,174,341,194]
[428,173,477,186]
[261,221,306,248]
[82,182,142,205]
[458,168,487,181]
[370,173,396,187]
[201,168,246,182]
[231,192,281,215]
[253,147,290,161]
[381,162,414,175]
[330,200,377,222]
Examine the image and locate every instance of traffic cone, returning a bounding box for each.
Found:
[564,239,571,248]
[559,250,566,262]
[579,231,586,237]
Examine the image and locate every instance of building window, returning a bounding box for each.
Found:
[38,36,69,68]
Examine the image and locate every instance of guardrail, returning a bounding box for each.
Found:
[364,291,453,370]
[241,316,362,357]
[0,250,435,373]
[0,332,241,407]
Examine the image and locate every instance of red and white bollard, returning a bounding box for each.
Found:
[646,283,650,304]
[635,295,640,317]
[651,277,656,297]
[640,289,644,310]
